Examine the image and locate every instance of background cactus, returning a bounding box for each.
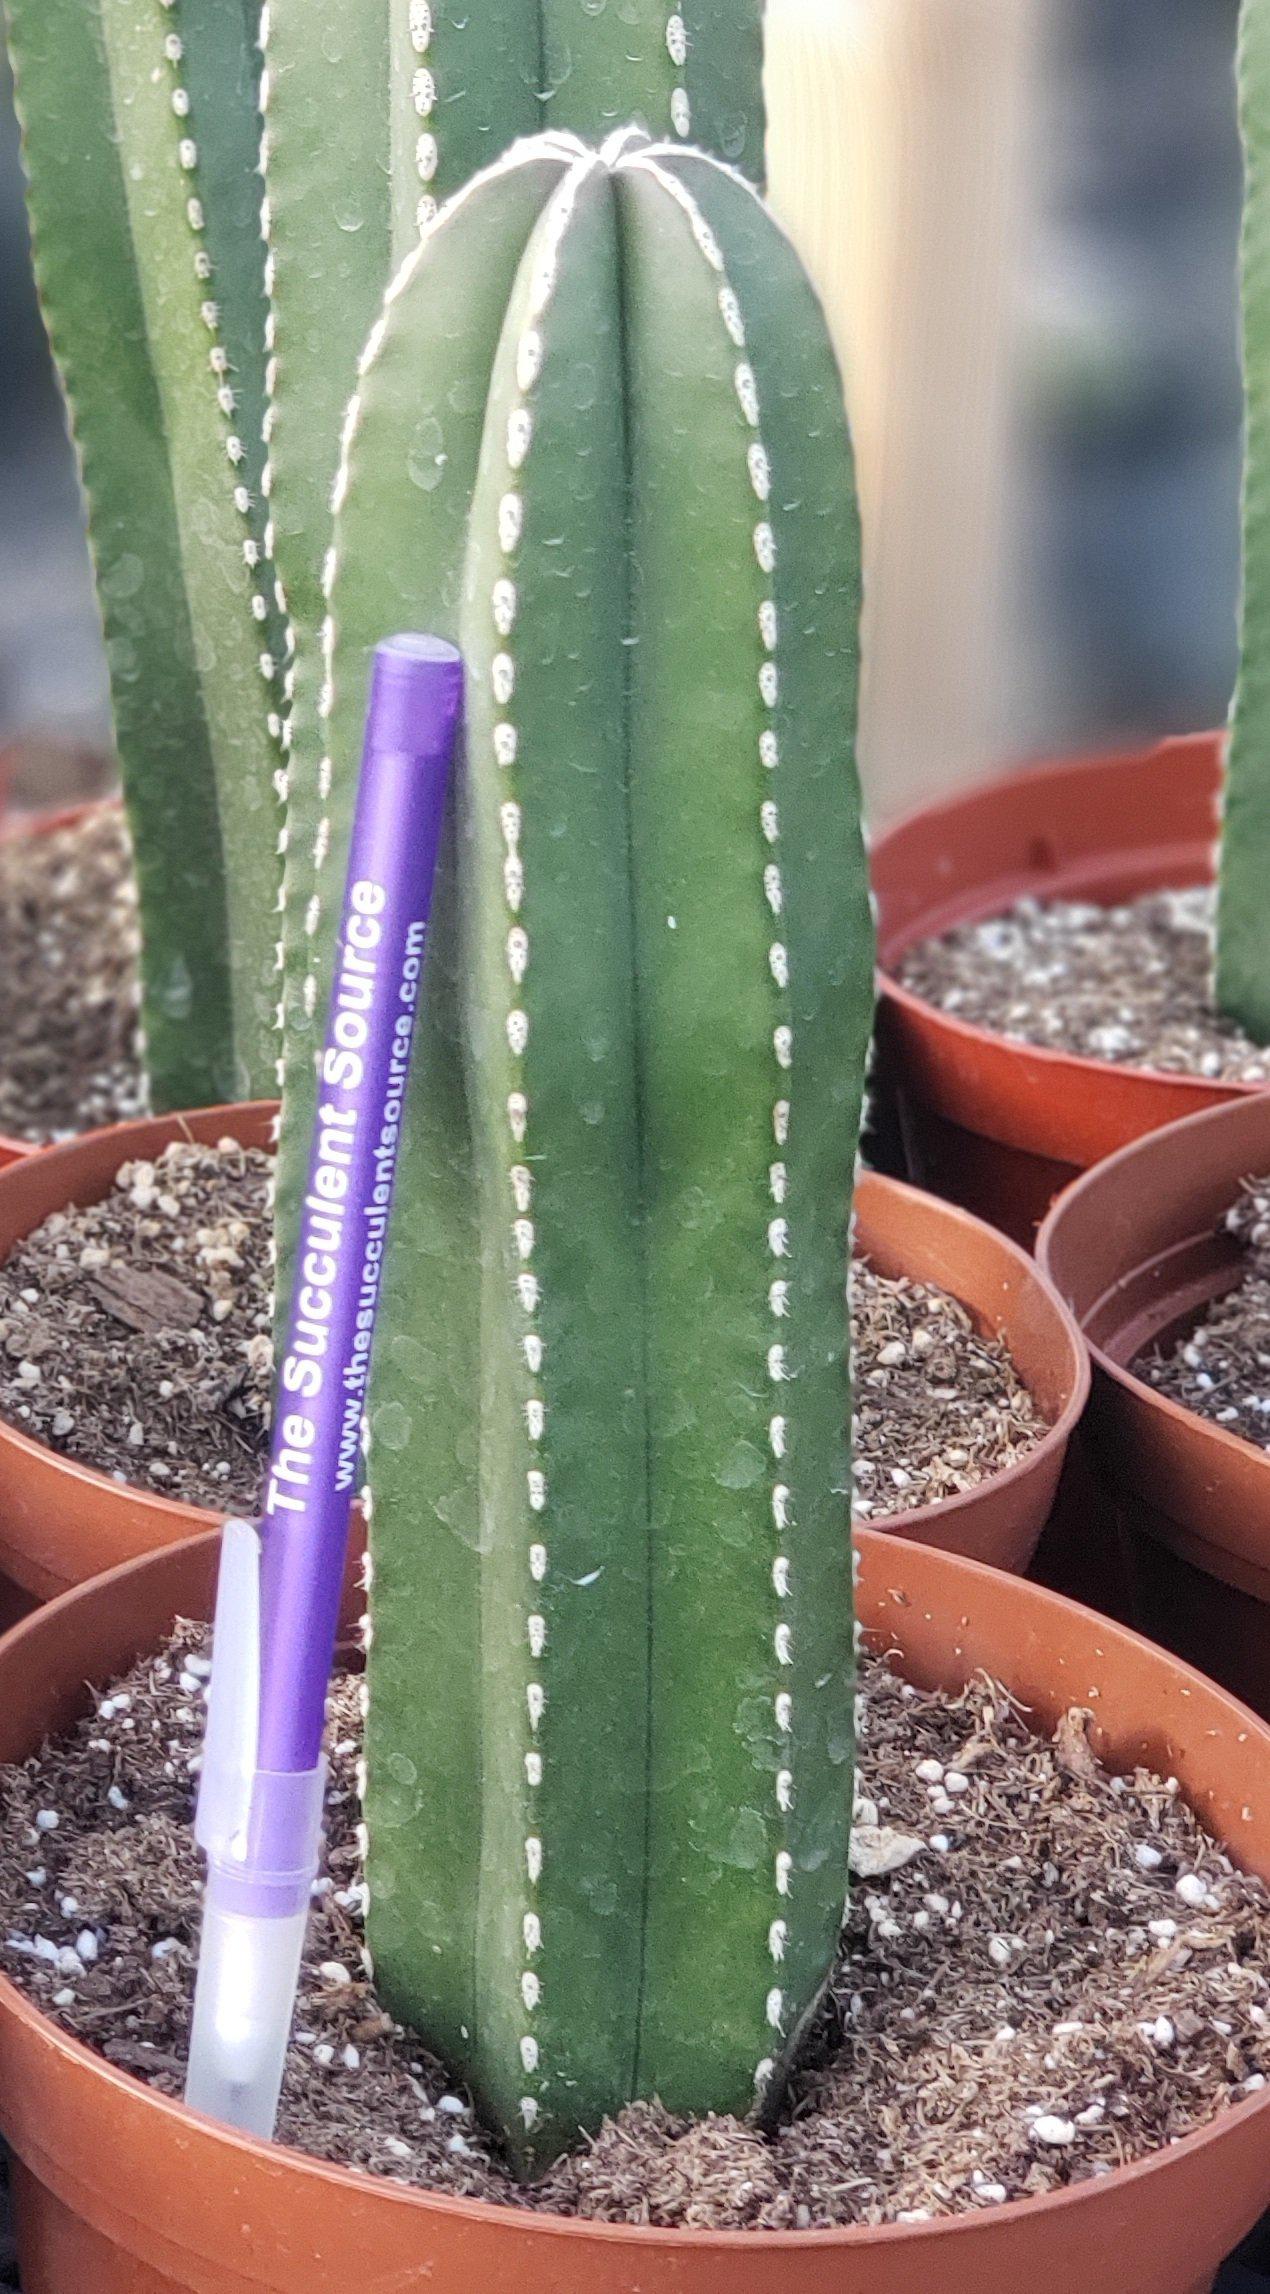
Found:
[1223,0,1270,1037]
[4,0,766,1115]
[292,127,872,2171]
[4,0,287,1108]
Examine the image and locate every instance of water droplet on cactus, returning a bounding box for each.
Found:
[407,416,446,491]
[717,1440,765,1491]
[372,1400,412,1451]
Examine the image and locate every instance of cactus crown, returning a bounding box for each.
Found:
[295,124,872,2170]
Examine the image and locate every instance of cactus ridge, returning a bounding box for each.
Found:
[284,127,870,2171]
[1224,0,1270,1035]
[5,0,287,1105]
[631,141,801,2088]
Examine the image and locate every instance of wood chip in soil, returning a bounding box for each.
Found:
[851,1260,1047,1517]
[0,1139,272,1512]
[0,805,145,1141]
[0,1140,1048,1526]
[897,884,1270,1083]
[1141,1176,1270,1444]
[1,1628,1266,2229]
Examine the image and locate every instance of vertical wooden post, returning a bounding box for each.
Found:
[766,0,1041,819]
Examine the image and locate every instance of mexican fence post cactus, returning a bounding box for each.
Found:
[4,0,287,1108]
[287,127,872,2171]
[267,0,768,1174]
[1223,0,1270,1036]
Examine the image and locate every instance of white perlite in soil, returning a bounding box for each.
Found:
[0,1139,271,1510]
[851,1262,1046,1516]
[897,885,1270,1083]
[0,1628,1267,2228]
[0,806,145,1140]
[1143,1177,1270,1444]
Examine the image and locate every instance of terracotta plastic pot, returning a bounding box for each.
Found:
[0,1101,277,1619]
[2,1532,1267,2293]
[1039,1091,1270,1720]
[871,731,1259,1242]
[854,1169,1088,1572]
[0,793,101,1172]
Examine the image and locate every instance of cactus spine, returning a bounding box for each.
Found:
[295,129,871,2171]
[4,0,286,1107]
[1223,0,1270,1036]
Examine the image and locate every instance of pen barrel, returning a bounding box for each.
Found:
[256,634,462,1775]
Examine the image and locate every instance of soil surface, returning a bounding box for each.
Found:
[1143,1178,1270,1445]
[0,805,144,1142]
[0,1144,1045,1522]
[897,884,1270,1083]
[0,1627,1266,2228]
[0,1139,271,1511]
[852,1261,1047,1517]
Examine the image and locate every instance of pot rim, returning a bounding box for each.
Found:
[1,1526,1268,2258]
[855,1170,1089,1542]
[1036,1092,1270,1478]
[872,736,1259,1109]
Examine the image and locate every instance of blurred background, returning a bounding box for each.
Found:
[0,0,1246,816]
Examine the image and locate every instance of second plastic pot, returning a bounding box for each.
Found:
[871,731,1258,1241]
[0,1132,1086,1618]
[1038,1091,1270,1717]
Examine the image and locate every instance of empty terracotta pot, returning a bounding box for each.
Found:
[871,731,1259,1242]
[854,1170,1088,1573]
[0,1102,277,1622]
[1,1530,1267,2293]
[1038,1092,1270,1717]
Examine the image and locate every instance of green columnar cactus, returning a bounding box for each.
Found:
[4,0,286,1108]
[1223,0,1270,1036]
[289,128,871,2171]
[7,0,767,1118]
[268,0,767,1155]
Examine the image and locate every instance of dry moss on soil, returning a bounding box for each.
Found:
[0,1627,1267,2227]
[898,885,1270,1083]
[0,1138,271,1512]
[0,806,144,1142]
[1143,1177,1270,1445]
[0,1144,1048,1521]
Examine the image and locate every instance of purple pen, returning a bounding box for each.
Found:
[186,634,462,2138]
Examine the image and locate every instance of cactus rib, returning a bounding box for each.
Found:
[4,0,285,1105]
[1222,0,1270,1036]
[282,128,870,2171]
